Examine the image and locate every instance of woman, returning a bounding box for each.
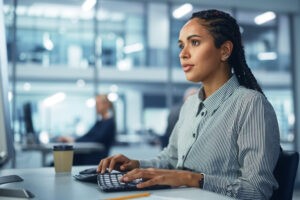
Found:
[98,10,280,199]
[59,94,116,165]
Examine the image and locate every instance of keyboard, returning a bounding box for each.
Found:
[74,168,170,192]
[97,172,170,192]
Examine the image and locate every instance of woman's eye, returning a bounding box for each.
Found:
[191,40,200,46]
[178,43,184,49]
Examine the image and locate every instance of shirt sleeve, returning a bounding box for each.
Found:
[203,94,280,200]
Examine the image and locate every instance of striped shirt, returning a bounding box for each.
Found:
[140,75,280,200]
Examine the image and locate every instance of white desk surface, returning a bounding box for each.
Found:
[0,167,234,200]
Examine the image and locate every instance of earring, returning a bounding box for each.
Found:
[223,55,229,61]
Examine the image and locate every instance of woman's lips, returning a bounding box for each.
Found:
[182,64,194,72]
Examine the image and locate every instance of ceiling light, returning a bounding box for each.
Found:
[254,11,276,25]
[23,82,31,91]
[8,91,13,102]
[43,92,66,107]
[43,33,54,51]
[117,58,132,71]
[123,43,144,54]
[172,3,193,19]
[86,98,95,108]
[82,0,96,12]
[257,52,277,60]
[108,92,118,102]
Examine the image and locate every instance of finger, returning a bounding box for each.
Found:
[122,168,139,177]
[120,163,131,171]
[124,168,157,179]
[109,154,125,172]
[101,157,112,173]
[97,159,103,173]
[122,169,153,182]
[136,177,159,188]
[97,158,108,173]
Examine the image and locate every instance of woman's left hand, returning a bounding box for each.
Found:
[120,168,203,188]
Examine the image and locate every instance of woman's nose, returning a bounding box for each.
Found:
[179,47,190,59]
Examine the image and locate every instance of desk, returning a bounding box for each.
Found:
[0,167,234,200]
[19,143,105,167]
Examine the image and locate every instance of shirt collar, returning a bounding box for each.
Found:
[197,75,240,115]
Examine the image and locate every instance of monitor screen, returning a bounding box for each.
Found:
[0,0,14,167]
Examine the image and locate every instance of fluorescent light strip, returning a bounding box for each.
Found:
[257,52,277,61]
[254,11,276,25]
[172,3,193,19]
[8,92,13,102]
[43,92,66,107]
[82,0,96,12]
[123,43,144,54]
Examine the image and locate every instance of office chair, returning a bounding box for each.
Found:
[270,150,299,200]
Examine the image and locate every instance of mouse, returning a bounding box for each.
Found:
[79,167,98,174]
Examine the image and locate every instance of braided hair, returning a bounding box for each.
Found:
[190,9,264,95]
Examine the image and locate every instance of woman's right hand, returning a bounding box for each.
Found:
[97,154,140,174]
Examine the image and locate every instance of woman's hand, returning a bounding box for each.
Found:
[121,168,203,188]
[97,154,140,174]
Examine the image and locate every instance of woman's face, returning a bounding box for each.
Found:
[96,96,109,115]
[178,18,224,83]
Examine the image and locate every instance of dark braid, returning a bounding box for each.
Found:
[190,9,264,95]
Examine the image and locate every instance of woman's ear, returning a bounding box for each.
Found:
[221,41,233,61]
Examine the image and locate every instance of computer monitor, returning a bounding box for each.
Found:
[0,0,14,167]
[0,1,34,198]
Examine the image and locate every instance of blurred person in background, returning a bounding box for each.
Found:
[58,94,116,165]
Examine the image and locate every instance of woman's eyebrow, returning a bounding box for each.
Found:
[178,34,202,43]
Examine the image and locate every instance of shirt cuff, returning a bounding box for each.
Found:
[138,160,154,168]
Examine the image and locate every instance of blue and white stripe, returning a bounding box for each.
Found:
[140,75,280,200]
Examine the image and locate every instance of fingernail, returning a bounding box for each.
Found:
[123,177,128,181]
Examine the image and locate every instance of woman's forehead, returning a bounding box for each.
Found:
[179,19,209,39]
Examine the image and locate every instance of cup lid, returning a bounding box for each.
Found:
[53,144,73,151]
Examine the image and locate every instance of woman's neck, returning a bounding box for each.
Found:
[202,70,232,99]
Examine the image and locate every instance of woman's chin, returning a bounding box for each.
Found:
[185,75,200,83]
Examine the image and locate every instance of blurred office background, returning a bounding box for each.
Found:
[2,0,300,190]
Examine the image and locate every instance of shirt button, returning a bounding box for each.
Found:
[182,155,185,159]
[201,112,205,116]
[193,133,196,138]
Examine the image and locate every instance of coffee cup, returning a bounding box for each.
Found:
[53,145,74,173]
